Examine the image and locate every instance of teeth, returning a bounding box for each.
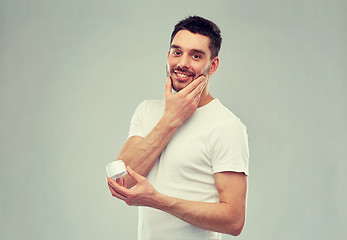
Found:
[176,72,189,78]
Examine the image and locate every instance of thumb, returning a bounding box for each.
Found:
[127,166,145,183]
[165,77,172,98]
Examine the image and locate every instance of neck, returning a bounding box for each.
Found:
[198,83,214,107]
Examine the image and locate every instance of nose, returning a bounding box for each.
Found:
[178,55,190,69]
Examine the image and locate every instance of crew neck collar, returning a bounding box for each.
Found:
[197,98,218,111]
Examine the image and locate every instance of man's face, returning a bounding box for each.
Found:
[167,30,214,92]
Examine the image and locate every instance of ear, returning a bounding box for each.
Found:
[208,56,219,76]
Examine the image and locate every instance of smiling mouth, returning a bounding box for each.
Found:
[175,71,191,78]
[173,70,195,81]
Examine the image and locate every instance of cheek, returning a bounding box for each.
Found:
[201,62,212,75]
[167,63,176,74]
[166,59,175,74]
[194,64,208,75]
[167,57,177,67]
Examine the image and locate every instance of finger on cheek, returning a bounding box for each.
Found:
[165,78,172,96]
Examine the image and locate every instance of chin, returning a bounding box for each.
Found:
[171,83,183,92]
[171,78,193,92]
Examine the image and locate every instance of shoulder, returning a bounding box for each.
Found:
[133,99,165,120]
[137,99,164,109]
[205,99,247,131]
[134,99,165,113]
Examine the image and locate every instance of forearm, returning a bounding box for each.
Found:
[108,168,247,235]
[118,116,178,187]
[153,192,245,236]
[118,77,208,187]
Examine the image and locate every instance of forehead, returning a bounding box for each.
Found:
[171,30,211,57]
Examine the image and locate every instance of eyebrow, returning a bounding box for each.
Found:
[170,44,206,56]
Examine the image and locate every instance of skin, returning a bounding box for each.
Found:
[107,30,248,236]
[167,30,218,106]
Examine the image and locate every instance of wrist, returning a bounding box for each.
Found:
[151,191,171,211]
[160,114,181,130]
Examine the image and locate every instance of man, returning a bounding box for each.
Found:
[107,16,249,240]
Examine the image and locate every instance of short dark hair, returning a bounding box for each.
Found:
[170,16,222,59]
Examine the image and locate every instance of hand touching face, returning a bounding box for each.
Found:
[167,30,219,92]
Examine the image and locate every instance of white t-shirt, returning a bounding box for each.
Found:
[128,99,249,240]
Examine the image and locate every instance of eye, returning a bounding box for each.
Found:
[171,50,181,56]
[192,54,201,59]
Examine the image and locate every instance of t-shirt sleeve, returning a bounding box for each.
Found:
[128,101,146,138]
[210,119,249,175]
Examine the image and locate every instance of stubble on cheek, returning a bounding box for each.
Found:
[166,62,211,92]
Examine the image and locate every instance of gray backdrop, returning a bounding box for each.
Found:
[1,0,346,239]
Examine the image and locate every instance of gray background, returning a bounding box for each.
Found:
[1,0,346,239]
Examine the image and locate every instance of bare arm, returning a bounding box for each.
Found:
[117,123,177,188]
[119,76,208,187]
[108,167,247,236]
[157,171,247,236]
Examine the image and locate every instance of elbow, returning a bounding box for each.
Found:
[229,226,243,236]
[226,217,245,236]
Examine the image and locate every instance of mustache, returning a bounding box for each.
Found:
[171,66,196,77]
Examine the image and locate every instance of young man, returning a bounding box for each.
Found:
[107,16,249,240]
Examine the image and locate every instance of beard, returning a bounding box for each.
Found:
[166,62,211,92]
